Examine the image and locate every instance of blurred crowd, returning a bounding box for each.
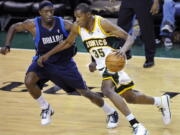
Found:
[0,0,180,50]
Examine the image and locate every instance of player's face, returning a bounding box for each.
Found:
[74,10,89,27]
[39,6,54,23]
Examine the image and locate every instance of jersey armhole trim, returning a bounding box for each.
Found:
[59,17,69,38]
[98,16,111,36]
[78,26,81,37]
[34,17,40,49]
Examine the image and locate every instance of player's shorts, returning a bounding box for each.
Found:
[98,67,134,95]
[26,58,87,91]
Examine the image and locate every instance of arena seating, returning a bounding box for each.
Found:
[0,0,71,31]
[0,0,180,33]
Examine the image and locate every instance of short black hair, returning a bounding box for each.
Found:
[39,0,53,10]
[75,3,92,13]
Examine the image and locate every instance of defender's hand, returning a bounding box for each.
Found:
[89,62,97,72]
[37,55,49,67]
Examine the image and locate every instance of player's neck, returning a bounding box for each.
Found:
[85,16,95,32]
[41,19,55,30]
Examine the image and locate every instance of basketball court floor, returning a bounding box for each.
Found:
[0,49,180,135]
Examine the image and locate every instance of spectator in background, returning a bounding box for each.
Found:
[116,0,159,68]
[123,0,176,49]
[160,0,176,48]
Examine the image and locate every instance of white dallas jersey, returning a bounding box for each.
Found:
[78,15,116,70]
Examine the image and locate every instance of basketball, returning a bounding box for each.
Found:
[105,52,126,72]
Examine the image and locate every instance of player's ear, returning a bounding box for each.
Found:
[87,12,91,17]
[39,10,42,16]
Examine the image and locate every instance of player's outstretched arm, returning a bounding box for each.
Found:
[37,23,79,67]
[1,19,34,55]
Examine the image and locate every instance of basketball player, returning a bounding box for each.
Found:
[41,2,173,133]
[38,3,171,130]
[37,3,155,135]
[0,1,122,128]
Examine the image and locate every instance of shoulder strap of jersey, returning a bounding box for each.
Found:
[58,17,69,38]
[96,16,111,36]
[34,17,40,49]
[78,26,81,36]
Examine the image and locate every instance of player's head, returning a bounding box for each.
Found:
[39,0,54,24]
[74,3,92,27]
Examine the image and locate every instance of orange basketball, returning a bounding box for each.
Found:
[105,52,126,72]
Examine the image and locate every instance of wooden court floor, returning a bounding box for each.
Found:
[0,49,180,135]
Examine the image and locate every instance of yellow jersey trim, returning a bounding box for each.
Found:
[97,16,111,36]
[102,77,118,87]
[118,85,134,95]
[84,16,97,34]
[78,26,81,36]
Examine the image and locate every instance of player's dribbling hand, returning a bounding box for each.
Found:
[0,46,10,55]
[114,48,126,57]
[37,54,49,67]
[89,62,97,72]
